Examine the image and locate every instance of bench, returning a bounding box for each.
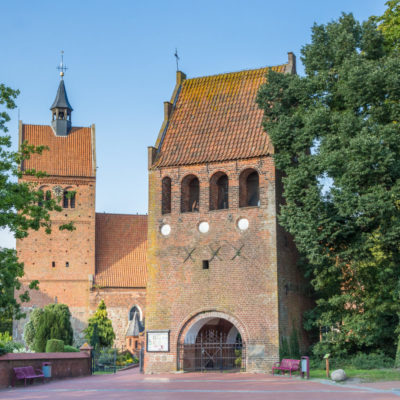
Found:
[272,358,300,377]
[12,366,45,386]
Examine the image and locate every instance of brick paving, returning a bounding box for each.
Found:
[2,369,400,400]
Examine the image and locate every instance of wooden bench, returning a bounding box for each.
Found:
[272,358,300,377]
[12,366,45,386]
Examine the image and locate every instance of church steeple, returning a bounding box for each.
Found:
[50,52,73,136]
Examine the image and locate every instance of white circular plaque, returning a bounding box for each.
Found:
[237,218,249,231]
[160,224,171,236]
[198,221,209,233]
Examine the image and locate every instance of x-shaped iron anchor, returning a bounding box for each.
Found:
[231,244,246,260]
[209,245,222,262]
[183,247,196,263]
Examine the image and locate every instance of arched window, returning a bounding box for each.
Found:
[129,306,140,321]
[63,188,76,209]
[181,175,200,213]
[210,172,229,210]
[38,186,51,207]
[127,306,144,336]
[161,177,172,214]
[239,169,260,207]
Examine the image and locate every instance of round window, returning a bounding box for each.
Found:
[160,224,171,236]
[237,218,249,231]
[198,221,210,233]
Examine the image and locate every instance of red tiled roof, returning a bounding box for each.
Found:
[154,65,286,167]
[95,213,147,288]
[21,124,94,177]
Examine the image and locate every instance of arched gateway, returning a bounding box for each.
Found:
[177,311,247,372]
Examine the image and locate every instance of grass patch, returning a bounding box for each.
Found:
[310,368,400,382]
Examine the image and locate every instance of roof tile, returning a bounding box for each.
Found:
[155,65,286,167]
[22,124,94,177]
[95,213,147,288]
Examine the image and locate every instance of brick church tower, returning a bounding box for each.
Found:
[145,53,310,373]
[14,70,97,341]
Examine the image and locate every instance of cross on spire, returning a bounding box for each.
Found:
[57,50,68,79]
[174,48,180,71]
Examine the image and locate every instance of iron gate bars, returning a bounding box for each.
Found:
[177,343,246,372]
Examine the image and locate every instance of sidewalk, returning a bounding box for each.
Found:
[2,369,400,400]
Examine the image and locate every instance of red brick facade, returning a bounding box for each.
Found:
[14,55,310,373]
[14,122,147,350]
[144,54,310,373]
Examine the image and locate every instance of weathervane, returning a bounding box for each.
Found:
[57,50,68,79]
[174,48,180,71]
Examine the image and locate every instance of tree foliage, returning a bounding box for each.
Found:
[84,300,115,348]
[372,0,400,53]
[25,304,73,352]
[0,83,75,328]
[257,13,400,356]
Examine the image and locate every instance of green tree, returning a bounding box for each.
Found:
[84,300,115,348]
[0,83,74,332]
[372,0,400,53]
[32,303,73,352]
[257,13,400,357]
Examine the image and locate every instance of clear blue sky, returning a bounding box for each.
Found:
[0,0,387,247]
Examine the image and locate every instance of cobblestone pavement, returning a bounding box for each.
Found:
[2,369,400,400]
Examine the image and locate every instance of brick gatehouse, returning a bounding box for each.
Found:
[15,53,311,373]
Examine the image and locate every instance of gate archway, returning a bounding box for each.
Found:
[177,311,247,372]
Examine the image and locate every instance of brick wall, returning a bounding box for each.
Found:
[146,156,287,373]
[0,352,90,388]
[89,288,146,349]
[14,176,96,343]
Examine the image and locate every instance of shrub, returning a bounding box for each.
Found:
[351,352,394,370]
[45,339,64,353]
[63,345,80,352]
[0,332,25,354]
[84,300,115,348]
[24,308,44,349]
[32,304,73,352]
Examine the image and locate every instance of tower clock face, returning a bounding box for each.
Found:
[52,185,63,197]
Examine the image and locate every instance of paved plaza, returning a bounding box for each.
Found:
[2,369,400,400]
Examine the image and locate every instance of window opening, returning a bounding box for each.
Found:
[181,175,200,212]
[161,177,172,214]
[52,261,55,268]
[210,172,229,210]
[66,261,69,268]
[239,169,260,207]
[203,260,209,269]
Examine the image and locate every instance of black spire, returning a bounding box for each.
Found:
[50,52,72,136]
[50,80,73,111]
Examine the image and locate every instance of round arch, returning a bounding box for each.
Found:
[177,310,249,346]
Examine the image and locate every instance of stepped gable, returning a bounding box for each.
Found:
[95,213,147,288]
[21,124,94,177]
[154,64,286,167]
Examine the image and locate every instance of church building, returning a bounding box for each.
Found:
[14,52,310,373]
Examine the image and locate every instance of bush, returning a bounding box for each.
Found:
[24,308,44,349]
[46,339,64,352]
[84,300,115,348]
[0,332,25,354]
[32,304,73,352]
[63,345,80,352]
[309,352,395,370]
[351,352,394,369]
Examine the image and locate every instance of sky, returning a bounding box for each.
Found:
[0,0,387,248]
